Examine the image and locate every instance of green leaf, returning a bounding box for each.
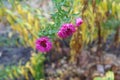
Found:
[105,71,114,80]
[94,77,102,80]
[8,0,15,8]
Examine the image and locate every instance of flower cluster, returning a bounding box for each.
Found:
[57,23,76,38]
[35,37,52,52]
[58,18,83,38]
[36,18,83,52]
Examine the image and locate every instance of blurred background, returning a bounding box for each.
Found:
[0,0,120,80]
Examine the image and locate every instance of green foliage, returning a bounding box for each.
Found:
[0,66,22,80]
[94,77,102,80]
[103,18,120,30]
[29,53,45,80]
[52,0,74,25]
[94,71,114,80]
[39,0,74,39]
[0,53,45,80]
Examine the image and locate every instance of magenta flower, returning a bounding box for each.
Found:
[76,18,83,27]
[35,37,52,52]
[57,23,76,38]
